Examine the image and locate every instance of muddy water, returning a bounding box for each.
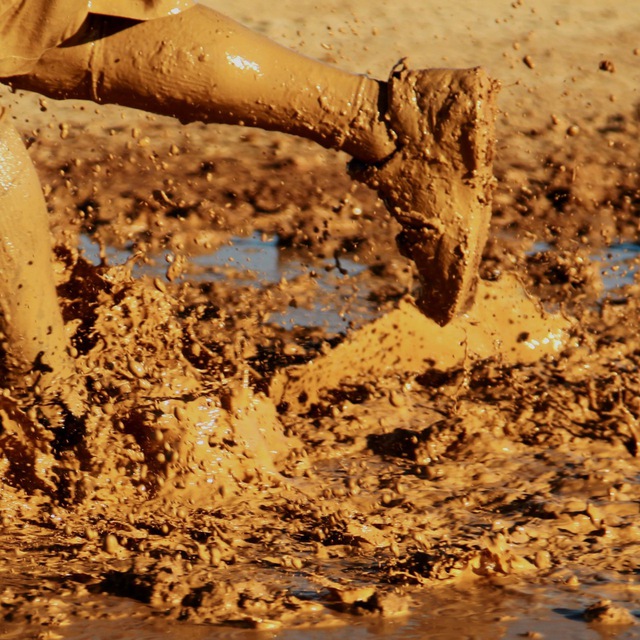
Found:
[0,100,639,637]
[2,0,640,638]
[79,231,375,333]
[2,583,639,639]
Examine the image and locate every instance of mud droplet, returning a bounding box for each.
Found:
[598,59,616,73]
[534,549,552,570]
[103,534,120,555]
[85,528,98,541]
[127,357,146,378]
[389,389,405,408]
[210,546,222,567]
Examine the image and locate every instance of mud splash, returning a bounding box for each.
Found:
[1,0,640,636]
[0,84,638,635]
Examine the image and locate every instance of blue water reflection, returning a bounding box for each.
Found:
[528,241,640,294]
[79,232,373,333]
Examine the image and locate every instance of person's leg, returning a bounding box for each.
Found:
[0,107,75,395]
[6,5,396,163]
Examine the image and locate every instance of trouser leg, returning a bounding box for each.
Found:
[5,5,396,163]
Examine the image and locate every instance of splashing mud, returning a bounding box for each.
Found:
[1,0,640,638]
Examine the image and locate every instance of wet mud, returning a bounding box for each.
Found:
[1,1,640,638]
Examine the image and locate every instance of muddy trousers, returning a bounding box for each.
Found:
[6,5,395,164]
[0,107,72,391]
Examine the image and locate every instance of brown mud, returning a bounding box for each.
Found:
[1,0,640,638]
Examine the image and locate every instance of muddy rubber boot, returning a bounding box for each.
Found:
[350,62,498,326]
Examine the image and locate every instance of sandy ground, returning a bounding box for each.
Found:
[1,0,640,638]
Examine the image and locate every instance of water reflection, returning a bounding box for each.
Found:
[595,243,640,292]
[79,232,375,333]
[528,241,640,295]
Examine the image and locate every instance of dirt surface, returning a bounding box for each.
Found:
[1,0,640,638]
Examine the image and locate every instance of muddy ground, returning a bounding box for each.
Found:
[1,0,640,638]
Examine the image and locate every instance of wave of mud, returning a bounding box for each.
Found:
[1,52,640,638]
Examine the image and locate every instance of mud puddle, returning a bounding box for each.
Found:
[596,244,640,295]
[2,580,638,640]
[79,231,376,333]
[527,241,640,300]
[2,2,640,635]
[3,119,640,638]
[1,113,639,638]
